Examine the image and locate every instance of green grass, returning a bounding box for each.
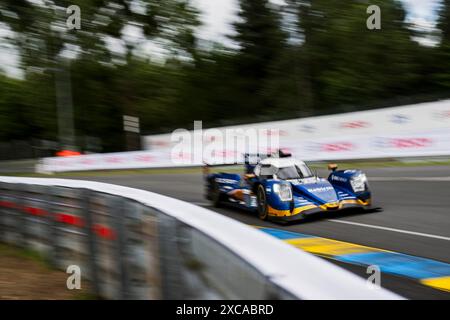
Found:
[3,166,205,177]
[2,158,450,177]
[0,243,99,300]
[73,292,100,300]
[0,243,52,269]
[308,158,450,170]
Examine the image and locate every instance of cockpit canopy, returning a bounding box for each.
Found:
[254,157,314,180]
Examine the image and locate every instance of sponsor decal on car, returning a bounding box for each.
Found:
[331,175,347,182]
[307,186,334,193]
[215,178,239,184]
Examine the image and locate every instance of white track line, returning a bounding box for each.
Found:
[369,176,450,182]
[327,219,450,241]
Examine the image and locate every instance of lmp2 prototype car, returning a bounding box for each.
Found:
[204,152,372,223]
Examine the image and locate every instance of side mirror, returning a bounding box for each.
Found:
[328,163,338,171]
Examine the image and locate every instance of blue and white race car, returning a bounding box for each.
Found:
[204,151,372,223]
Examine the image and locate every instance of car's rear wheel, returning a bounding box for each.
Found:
[212,181,222,208]
[257,185,268,220]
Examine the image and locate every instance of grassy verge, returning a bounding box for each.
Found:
[3,166,206,177]
[0,243,51,269]
[2,157,450,177]
[0,243,96,300]
[309,158,450,170]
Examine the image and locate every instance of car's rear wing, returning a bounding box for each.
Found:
[203,150,292,177]
[202,161,240,179]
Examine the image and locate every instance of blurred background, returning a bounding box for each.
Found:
[1,1,450,301]
[0,0,449,158]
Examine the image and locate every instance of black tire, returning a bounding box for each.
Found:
[256,184,269,220]
[212,182,222,208]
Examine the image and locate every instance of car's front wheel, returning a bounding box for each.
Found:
[257,184,269,220]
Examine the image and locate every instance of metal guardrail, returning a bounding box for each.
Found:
[0,177,402,300]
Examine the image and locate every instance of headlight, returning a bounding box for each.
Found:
[273,183,293,201]
[350,174,367,192]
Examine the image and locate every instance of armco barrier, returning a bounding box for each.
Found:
[0,176,403,300]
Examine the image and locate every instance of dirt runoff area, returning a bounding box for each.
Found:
[0,244,93,300]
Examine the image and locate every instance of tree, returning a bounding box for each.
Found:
[438,0,450,44]
[0,0,202,152]
[434,0,450,89]
[293,0,423,112]
[231,0,287,114]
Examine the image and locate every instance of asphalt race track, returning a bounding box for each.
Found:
[68,165,450,299]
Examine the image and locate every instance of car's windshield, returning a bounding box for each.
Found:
[259,164,277,177]
[276,164,314,180]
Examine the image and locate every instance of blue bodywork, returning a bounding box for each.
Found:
[205,156,372,223]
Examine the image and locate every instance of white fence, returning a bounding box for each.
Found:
[0,176,402,299]
[38,99,450,172]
